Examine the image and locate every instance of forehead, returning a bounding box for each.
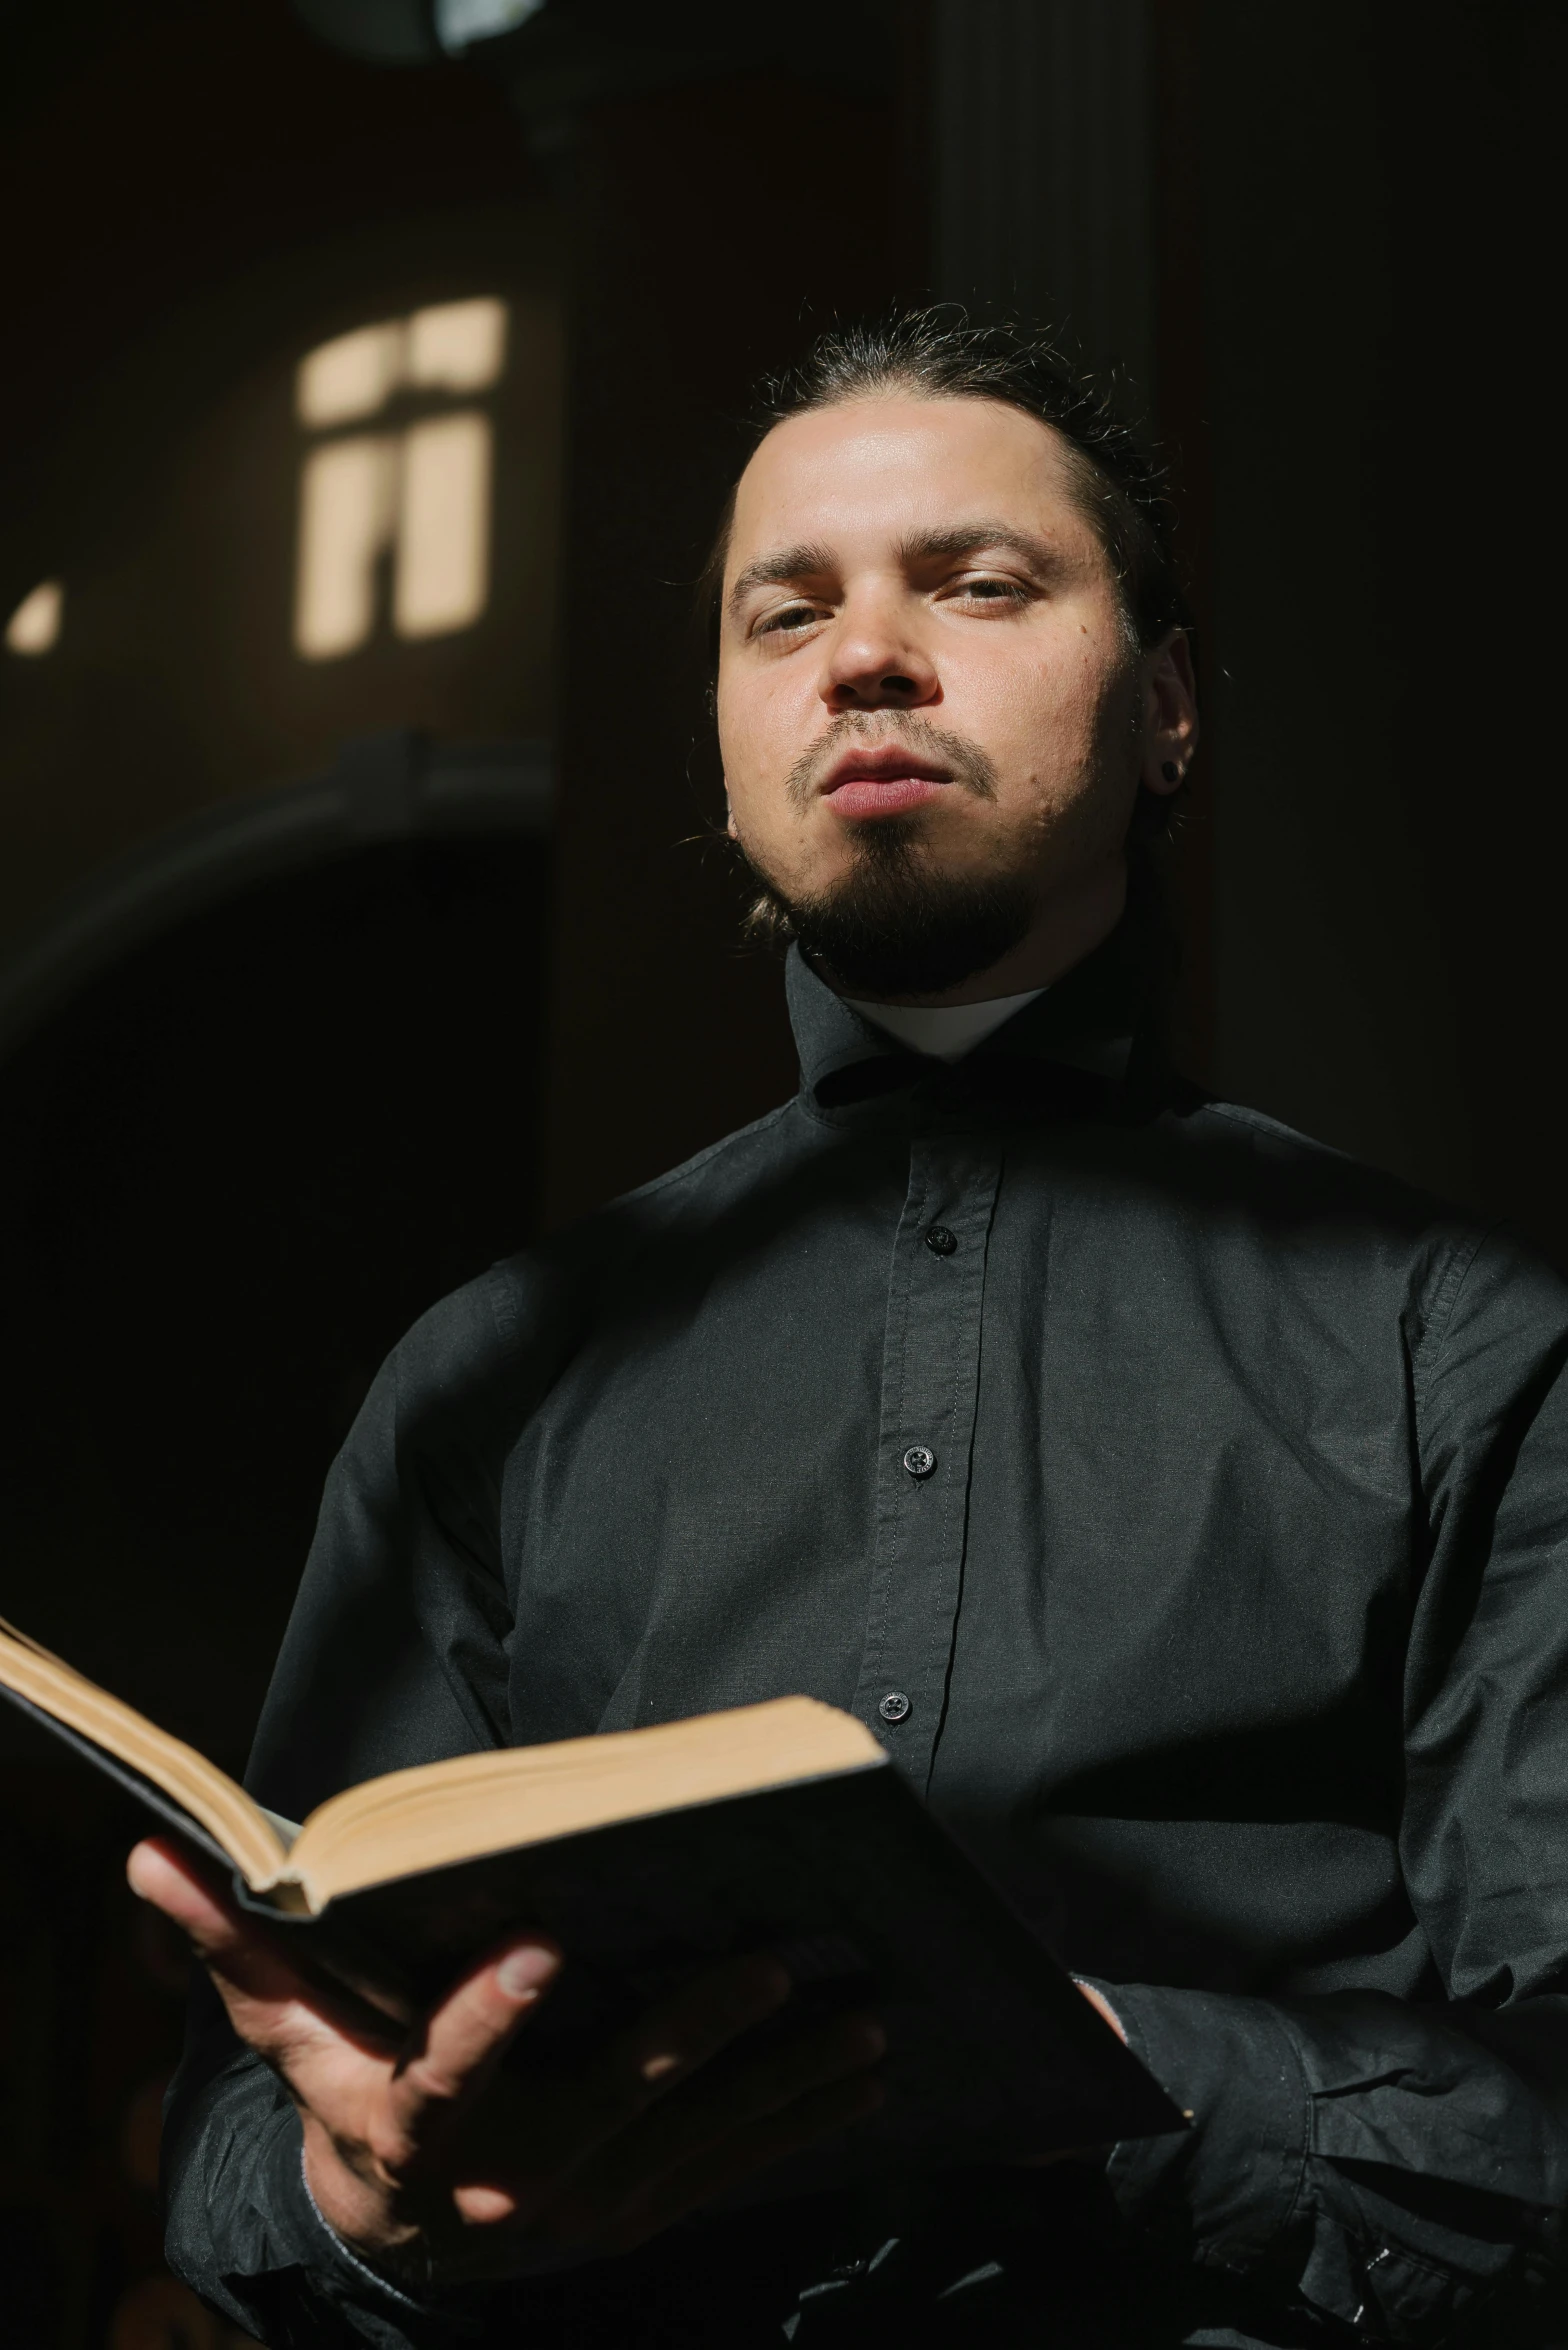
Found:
[726,393,1092,578]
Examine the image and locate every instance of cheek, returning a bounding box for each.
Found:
[983,650,1113,790]
[719,675,815,821]
[985,663,1139,843]
[715,682,759,805]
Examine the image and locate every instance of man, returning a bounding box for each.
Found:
[140,315,1568,2347]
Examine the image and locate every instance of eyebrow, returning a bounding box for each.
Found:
[725,521,1063,616]
[725,541,837,615]
[898,520,1063,573]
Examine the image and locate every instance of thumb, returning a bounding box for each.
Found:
[129,1837,298,1995]
[127,1836,391,2053]
[129,1836,244,1949]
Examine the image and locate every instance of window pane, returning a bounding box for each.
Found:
[297,322,405,428]
[393,412,492,641]
[406,299,507,395]
[294,436,399,659]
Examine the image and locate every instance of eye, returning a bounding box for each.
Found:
[755,601,823,638]
[948,573,1033,607]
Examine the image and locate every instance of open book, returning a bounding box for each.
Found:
[0,1617,1182,2162]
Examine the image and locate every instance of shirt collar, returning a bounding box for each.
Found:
[786,915,1162,1117]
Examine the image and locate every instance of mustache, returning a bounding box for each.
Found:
[783,712,1001,814]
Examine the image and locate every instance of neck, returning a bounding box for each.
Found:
[838,855,1128,1008]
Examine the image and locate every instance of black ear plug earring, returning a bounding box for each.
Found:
[1161,760,1180,784]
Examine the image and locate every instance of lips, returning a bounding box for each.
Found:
[820,746,952,821]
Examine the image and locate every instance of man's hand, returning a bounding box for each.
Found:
[129,1838,885,2284]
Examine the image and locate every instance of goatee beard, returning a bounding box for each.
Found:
[739,818,1036,999]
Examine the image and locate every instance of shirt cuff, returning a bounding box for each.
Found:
[293,2144,435,2312]
[1084,1979,1310,2286]
[274,2131,488,2347]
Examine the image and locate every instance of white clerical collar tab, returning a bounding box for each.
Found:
[843,988,1048,1064]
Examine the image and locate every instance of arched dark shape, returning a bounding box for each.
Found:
[0,734,552,1766]
[0,731,552,1062]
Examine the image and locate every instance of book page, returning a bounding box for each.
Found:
[290,1695,885,1909]
[0,1621,288,1890]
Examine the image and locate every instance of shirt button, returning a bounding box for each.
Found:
[924,1225,958,1256]
[878,1691,911,1724]
[902,1444,936,1479]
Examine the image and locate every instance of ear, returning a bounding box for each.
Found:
[724,789,738,841]
[1139,630,1199,798]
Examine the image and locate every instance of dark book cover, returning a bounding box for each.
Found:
[3,1681,1185,2164]
[265,1763,1182,2162]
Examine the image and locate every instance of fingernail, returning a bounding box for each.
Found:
[498,1946,558,1999]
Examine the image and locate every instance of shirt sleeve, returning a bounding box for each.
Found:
[163,1977,488,2350]
[161,1262,542,2343]
[1091,1226,1568,2343]
[1094,1980,1568,2341]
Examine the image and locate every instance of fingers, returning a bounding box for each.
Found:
[128,1837,398,2099]
[127,1837,334,2018]
[599,1954,795,2108]
[128,1837,246,1953]
[612,2010,887,2191]
[542,1953,793,2180]
[607,2066,887,2252]
[382,1939,561,2171]
[434,1952,795,2235]
[539,2008,885,2241]
[444,2061,885,2278]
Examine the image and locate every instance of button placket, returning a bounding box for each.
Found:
[851,1135,1001,1788]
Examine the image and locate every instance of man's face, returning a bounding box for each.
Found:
[717,393,1190,999]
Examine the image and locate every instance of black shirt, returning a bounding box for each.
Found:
[165,934,1568,2347]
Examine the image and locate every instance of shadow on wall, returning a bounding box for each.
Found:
[0,13,572,2339]
[0,739,552,2350]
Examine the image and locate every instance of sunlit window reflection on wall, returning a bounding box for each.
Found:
[293,299,506,661]
[5,581,64,657]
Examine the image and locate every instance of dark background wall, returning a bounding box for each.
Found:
[0,4,1565,2344]
[1202,1,1568,1247]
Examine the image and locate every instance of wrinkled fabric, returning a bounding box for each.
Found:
[165,933,1568,2345]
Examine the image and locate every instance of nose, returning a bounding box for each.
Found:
[818,587,938,713]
